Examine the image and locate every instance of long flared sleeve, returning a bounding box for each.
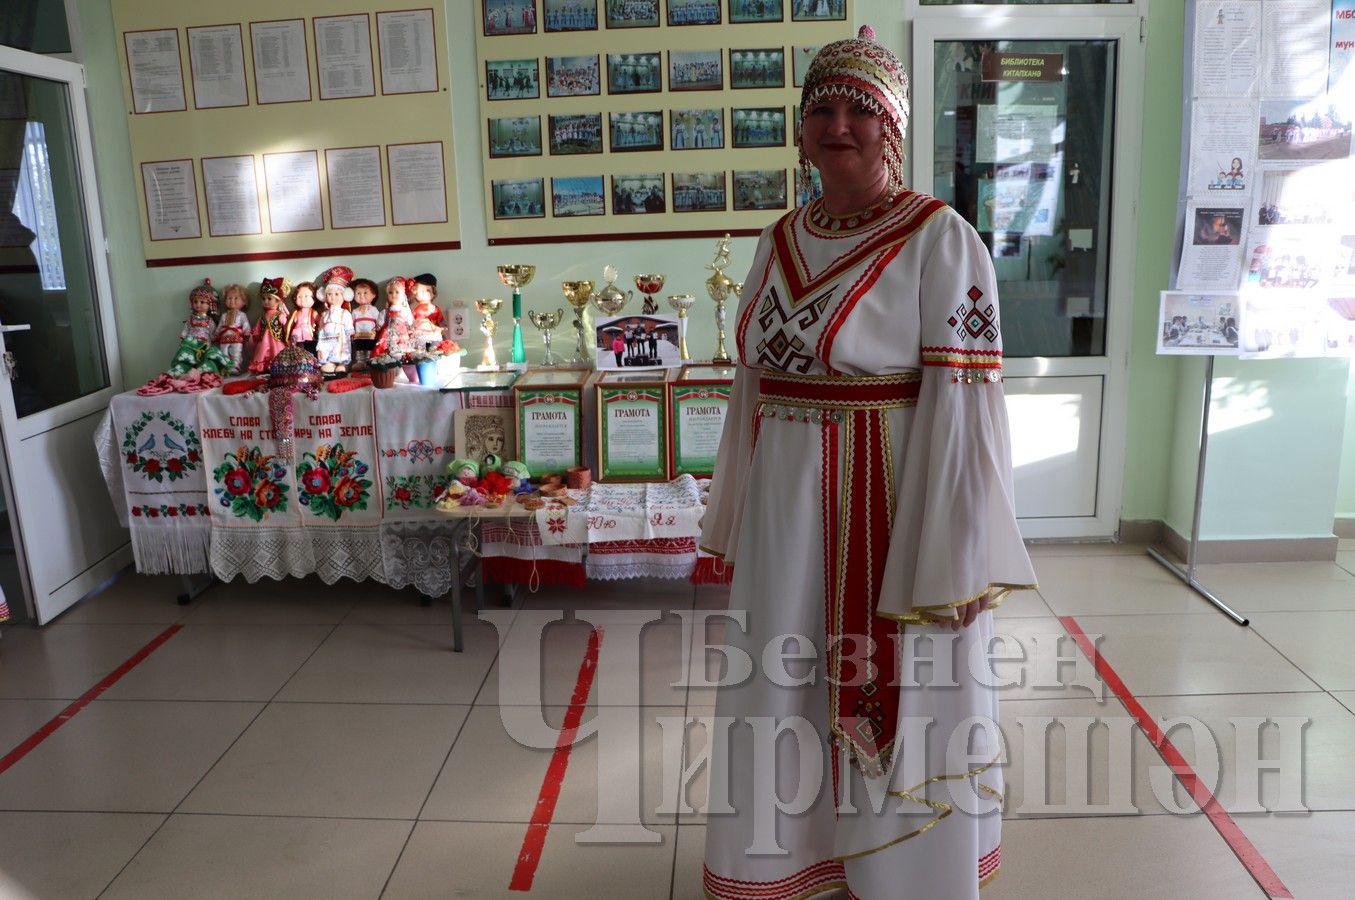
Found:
[876,213,1037,622]
[699,232,774,563]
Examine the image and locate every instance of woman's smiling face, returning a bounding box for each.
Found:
[799,98,886,188]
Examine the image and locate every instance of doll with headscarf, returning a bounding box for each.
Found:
[248,277,291,374]
[168,278,234,377]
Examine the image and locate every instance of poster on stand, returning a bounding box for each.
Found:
[1186,100,1258,197]
[1176,202,1247,290]
[596,370,670,482]
[595,314,681,370]
[1157,291,1241,355]
[1192,1,1260,98]
[1261,0,1331,98]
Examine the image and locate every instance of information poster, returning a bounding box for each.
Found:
[187,24,248,109]
[597,379,668,482]
[1193,2,1261,98]
[251,19,311,104]
[1157,291,1241,355]
[140,159,201,240]
[123,28,187,113]
[114,0,460,264]
[515,372,587,473]
[668,370,732,477]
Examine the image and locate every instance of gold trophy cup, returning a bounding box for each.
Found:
[634,273,666,315]
[474,298,503,369]
[527,307,564,367]
[496,264,535,365]
[666,293,697,360]
[704,235,736,363]
[560,279,595,366]
[591,264,633,316]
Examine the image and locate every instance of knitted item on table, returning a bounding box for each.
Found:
[797,24,910,194]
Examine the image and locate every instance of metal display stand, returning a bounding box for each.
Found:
[1144,356,1249,626]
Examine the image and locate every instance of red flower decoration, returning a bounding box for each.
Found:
[253,479,283,509]
[187,450,199,463]
[224,468,251,496]
[547,515,567,534]
[398,448,408,457]
[144,458,161,475]
[301,467,332,495]
[333,476,363,507]
[167,458,184,473]
[185,506,197,516]
[148,508,159,517]
[166,506,179,517]
[126,452,138,464]
[394,486,412,503]
[132,506,142,517]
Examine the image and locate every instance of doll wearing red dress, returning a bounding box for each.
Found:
[248,277,291,373]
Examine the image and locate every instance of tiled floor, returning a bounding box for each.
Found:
[0,546,1351,898]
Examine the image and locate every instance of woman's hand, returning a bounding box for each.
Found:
[949,591,996,631]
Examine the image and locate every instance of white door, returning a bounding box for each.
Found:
[0,46,128,623]
[913,8,1145,538]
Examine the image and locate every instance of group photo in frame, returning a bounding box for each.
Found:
[611,173,666,214]
[491,178,546,219]
[669,50,723,91]
[595,314,682,369]
[453,407,517,469]
[487,115,542,158]
[729,48,785,89]
[544,0,599,31]
[731,106,786,147]
[551,175,607,217]
[733,169,788,210]
[606,52,662,93]
[485,58,539,100]
[672,172,727,212]
[671,109,724,149]
[791,0,846,21]
[605,0,660,28]
[729,0,783,24]
[549,112,604,154]
[546,55,601,97]
[668,0,721,25]
[483,0,537,35]
[609,111,665,152]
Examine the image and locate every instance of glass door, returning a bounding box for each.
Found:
[0,45,127,622]
[914,11,1144,539]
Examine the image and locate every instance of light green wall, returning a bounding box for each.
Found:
[1336,363,1355,520]
[78,0,1337,533]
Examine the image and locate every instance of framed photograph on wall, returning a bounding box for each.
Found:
[670,109,724,150]
[729,48,785,89]
[551,175,606,217]
[487,115,542,158]
[544,0,598,31]
[485,58,540,100]
[547,54,601,97]
[792,0,846,21]
[672,172,727,212]
[733,169,788,210]
[669,50,722,91]
[606,52,662,93]
[609,110,664,152]
[491,178,546,219]
[731,106,786,147]
[611,173,666,214]
[669,0,721,26]
[549,112,604,155]
[606,0,660,28]
[482,0,537,36]
[729,0,783,24]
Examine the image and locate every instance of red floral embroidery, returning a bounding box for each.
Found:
[301,467,332,495]
[333,476,364,507]
[253,480,284,509]
[224,468,251,496]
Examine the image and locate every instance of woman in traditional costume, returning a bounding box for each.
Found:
[699,26,1037,899]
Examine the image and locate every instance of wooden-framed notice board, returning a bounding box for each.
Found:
[473,0,852,245]
[114,0,461,266]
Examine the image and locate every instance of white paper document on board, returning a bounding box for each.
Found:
[388,143,447,225]
[202,155,261,236]
[378,9,438,94]
[1186,100,1259,198]
[263,151,323,233]
[141,159,201,240]
[1192,2,1260,97]
[251,19,310,104]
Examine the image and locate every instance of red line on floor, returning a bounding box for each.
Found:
[1058,615,1294,900]
[0,624,183,777]
[509,627,604,892]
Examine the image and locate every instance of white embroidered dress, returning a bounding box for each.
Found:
[700,192,1037,899]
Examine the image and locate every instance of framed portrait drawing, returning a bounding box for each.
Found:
[453,406,517,468]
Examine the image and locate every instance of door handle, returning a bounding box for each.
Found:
[0,324,31,333]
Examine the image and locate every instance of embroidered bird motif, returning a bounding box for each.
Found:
[163,434,186,453]
[138,434,156,453]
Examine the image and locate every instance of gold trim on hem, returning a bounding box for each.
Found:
[877,582,1040,623]
[698,544,728,561]
[832,747,1005,863]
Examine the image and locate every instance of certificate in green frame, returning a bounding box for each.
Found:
[667,364,735,477]
[595,370,671,482]
[514,368,589,473]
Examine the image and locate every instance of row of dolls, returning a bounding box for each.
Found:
[169,267,449,378]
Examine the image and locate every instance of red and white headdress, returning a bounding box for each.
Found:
[318,265,355,303]
[189,278,219,314]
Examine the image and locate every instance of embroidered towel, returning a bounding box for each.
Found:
[373,385,460,518]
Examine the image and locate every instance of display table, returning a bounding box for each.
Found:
[95,385,727,646]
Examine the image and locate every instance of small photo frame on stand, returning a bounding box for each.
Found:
[595,313,682,369]
[596,368,673,482]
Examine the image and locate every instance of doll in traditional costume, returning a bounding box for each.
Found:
[409,272,445,348]
[349,277,383,369]
[213,283,252,374]
[248,277,291,374]
[314,266,356,374]
[169,278,233,377]
[285,281,319,354]
[376,276,416,356]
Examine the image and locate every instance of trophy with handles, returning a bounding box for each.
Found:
[634,273,666,315]
[496,264,534,365]
[666,293,696,360]
[592,265,632,316]
[528,307,564,367]
[474,298,503,369]
[704,235,735,363]
[560,280,595,366]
